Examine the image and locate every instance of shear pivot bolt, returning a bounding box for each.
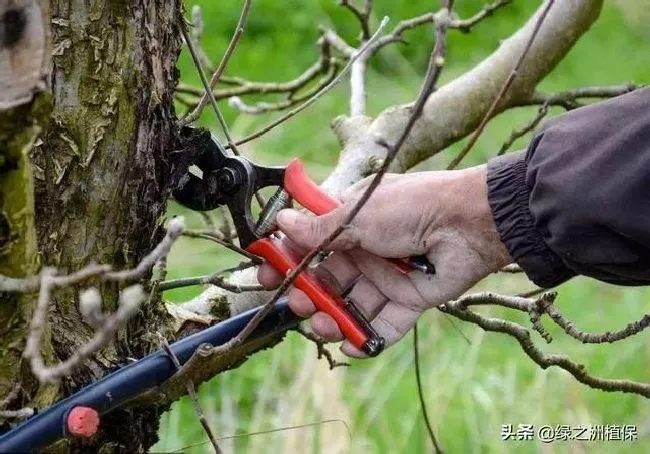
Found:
[215,168,239,192]
[67,406,100,438]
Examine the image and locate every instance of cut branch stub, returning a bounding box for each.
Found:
[0,0,46,109]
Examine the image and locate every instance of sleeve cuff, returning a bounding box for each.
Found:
[487,152,575,288]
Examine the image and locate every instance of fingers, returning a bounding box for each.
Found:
[256,236,316,289]
[348,249,427,309]
[340,301,422,358]
[310,312,344,342]
[301,275,389,345]
[257,262,282,289]
[276,208,359,252]
[287,252,359,319]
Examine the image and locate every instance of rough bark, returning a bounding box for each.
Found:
[0,0,56,419]
[2,0,184,452]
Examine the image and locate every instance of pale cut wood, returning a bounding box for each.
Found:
[0,0,45,109]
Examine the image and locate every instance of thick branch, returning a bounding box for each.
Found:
[324,0,603,191]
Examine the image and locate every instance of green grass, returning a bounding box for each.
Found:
[153,1,649,452]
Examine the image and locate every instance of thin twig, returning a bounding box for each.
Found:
[181,0,253,125]
[165,419,352,453]
[538,300,650,344]
[229,17,390,148]
[189,6,214,72]
[160,272,263,293]
[176,44,335,108]
[447,0,556,169]
[453,291,650,346]
[228,61,340,115]
[182,230,261,263]
[159,336,222,454]
[217,206,235,242]
[513,83,641,110]
[516,287,546,298]
[414,324,443,454]
[440,299,650,398]
[339,0,373,40]
[296,326,350,370]
[497,103,548,155]
[452,0,512,33]
[369,0,511,54]
[23,219,185,383]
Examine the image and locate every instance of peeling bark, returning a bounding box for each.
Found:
[3,0,184,451]
[0,0,57,421]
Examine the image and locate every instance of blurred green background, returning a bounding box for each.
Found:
[154,1,649,453]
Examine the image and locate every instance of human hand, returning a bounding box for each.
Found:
[257,165,511,357]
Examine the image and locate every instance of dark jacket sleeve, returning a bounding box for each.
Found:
[486,87,650,288]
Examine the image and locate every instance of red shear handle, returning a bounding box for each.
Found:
[284,159,415,275]
[247,237,370,351]
[284,159,339,215]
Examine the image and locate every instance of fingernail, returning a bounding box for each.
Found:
[277,209,301,228]
[340,341,367,359]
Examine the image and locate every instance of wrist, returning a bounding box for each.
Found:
[453,165,513,271]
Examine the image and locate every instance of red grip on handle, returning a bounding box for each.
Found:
[284,159,338,215]
[247,237,368,350]
[284,158,414,274]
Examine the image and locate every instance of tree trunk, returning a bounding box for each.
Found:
[2,1,182,452]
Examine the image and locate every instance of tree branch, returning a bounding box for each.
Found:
[413,324,443,454]
[497,103,549,155]
[440,295,650,398]
[296,325,350,370]
[323,0,603,192]
[182,230,261,263]
[160,269,263,293]
[230,17,389,148]
[447,0,556,169]
[339,0,373,41]
[227,61,340,115]
[23,219,185,383]
[159,336,222,454]
[369,0,512,54]
[181,0,252,125]
[175,40,335,107]
[512,83,641,110]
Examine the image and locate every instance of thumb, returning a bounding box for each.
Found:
[276,208,357,251]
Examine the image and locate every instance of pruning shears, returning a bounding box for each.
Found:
[0,128,436,452]
[173,127,435,357]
